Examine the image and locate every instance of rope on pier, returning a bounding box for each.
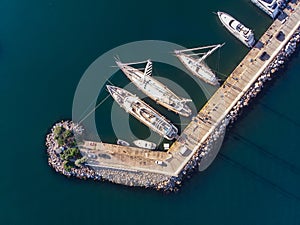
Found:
[211,68,228,78]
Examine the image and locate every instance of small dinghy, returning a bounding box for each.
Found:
[117,139,130,146]
[133,140,156,150]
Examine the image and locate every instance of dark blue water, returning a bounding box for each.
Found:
[1,0,299,224]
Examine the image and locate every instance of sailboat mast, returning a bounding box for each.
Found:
[176,44,221,53]
[116,60,149,66]
[144,60,152,76]
[197,43,224,62]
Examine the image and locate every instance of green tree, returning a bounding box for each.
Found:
[54,126,63,136]
[57,137,64,147]
[62,130,73,139]
[63,161,72,172]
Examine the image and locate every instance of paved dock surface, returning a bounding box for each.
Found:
[80,2,300,177]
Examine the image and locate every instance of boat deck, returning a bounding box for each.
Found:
[135,77,179,103]
[80,2,300,177]
[126,67,189,114]
[178,54,217,84]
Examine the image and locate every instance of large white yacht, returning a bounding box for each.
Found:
[251,0,280,19]
[217,11,255,48]
[107,85,178,140]
[115,59,192,117]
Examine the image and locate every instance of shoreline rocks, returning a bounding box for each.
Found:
[46,26,300,193]
[157,26,300,192]
[46,120,172,190]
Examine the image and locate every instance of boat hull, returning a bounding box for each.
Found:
[117,62,192,117]
[107,85,178,140]
[117,139,130,146]
[175,53,219,86]
[133,140,157,149]
[251,0,280,19]
[218,12,255,48]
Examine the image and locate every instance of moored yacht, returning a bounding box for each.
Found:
[174,44,224,86]
[251,0,280,19]
[217,11,255,48]
[107,85,178,140]
[133,140,157,150]
[116,59,192,117]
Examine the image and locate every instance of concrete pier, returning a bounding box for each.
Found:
[47,1,300,190]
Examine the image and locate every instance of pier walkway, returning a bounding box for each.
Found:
[80,2,300,177]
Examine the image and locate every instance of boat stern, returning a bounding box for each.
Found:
[179,99,193,117]
[248,34,256,48]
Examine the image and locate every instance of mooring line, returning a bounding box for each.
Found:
[78,79,115,123]
[78,94,111,124]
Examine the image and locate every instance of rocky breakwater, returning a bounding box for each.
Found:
[156,118,230,192]
[46,121,171,190]
[227,27,300,124]
[46,28,300,192]
[45,121,100,180]
[157,26,300,192]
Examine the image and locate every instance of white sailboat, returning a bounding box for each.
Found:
[174,44,224,86]
[115,59,192,117]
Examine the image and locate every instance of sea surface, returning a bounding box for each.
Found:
[1,0,300,225]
